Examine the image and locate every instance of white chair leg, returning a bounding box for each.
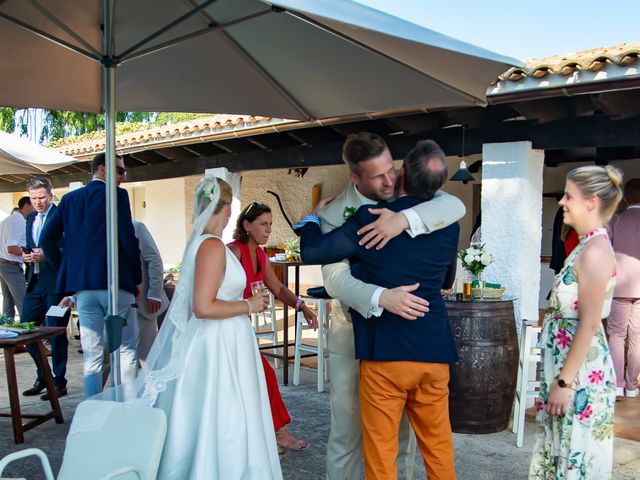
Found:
[317,303,325,393]
[513,328,526,434]
[0,448,55,480]
[293,313,303,386]
[514,323,540,448]
[324,313,331,382]
[270,296,279,369]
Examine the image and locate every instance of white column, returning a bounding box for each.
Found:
[481,142,544,330]
[205,167,241,243]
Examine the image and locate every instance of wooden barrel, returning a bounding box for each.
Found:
[445,299,519,434]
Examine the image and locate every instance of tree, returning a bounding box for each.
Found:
[0,107,17,134]
[0,107,157,142]
[0,108,213,143]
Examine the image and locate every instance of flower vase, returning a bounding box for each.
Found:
[472,273,485,299]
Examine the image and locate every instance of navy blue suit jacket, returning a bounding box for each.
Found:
[298,196,459,364]
[25,205,63,294]
[40,180,142,296]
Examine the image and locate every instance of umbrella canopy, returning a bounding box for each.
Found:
[0,0,519,118]
[0,0,519,385]
[0,131,80,175]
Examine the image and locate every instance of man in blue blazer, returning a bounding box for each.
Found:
[295,140,459,480]
[40,153,142,397]
[21,178,70,400]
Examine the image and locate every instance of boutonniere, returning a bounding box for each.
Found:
[343,206,356,221]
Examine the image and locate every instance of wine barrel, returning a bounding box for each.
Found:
[445,299,519,434]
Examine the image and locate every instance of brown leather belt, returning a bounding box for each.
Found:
[0,258,22,268]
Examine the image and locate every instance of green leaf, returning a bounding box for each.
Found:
[562,268,576,285]
[574,388,589,413]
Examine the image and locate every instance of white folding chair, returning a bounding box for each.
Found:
[513,319,542,448]
[0,399,167,480]
[252,293,278,368]
[293,296,331,392]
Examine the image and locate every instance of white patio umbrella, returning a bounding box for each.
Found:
[0,0,519,385]
[0,131,79,175]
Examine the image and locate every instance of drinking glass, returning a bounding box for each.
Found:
[250,281,267,296]
[462,271,473,300]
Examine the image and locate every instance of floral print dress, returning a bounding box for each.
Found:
[529,228,617,480]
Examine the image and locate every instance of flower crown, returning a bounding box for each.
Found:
[200,181,218,202]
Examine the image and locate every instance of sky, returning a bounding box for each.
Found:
[357,0,639,62]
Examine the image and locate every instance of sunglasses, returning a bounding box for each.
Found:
[244,201,265,216]
[116,166,127,175]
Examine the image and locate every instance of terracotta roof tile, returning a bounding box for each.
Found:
[502,42,640,83]
[53,114,288,158]
[489,42,640,98]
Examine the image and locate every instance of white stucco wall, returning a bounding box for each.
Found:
[131,177,188,266]
[0,193,16,221]
[481,142,545,328]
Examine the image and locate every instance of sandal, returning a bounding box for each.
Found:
[276,427,311,452]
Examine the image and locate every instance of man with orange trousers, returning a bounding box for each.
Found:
[296,140,459,479]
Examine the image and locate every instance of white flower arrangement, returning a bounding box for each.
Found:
[458,243,492,277]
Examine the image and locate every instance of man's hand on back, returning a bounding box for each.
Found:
[379,283,429,320]
[147,299,161,314]
[357,208,408,250]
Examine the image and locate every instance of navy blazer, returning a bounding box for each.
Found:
[40,180,142,296]
[298,196,459,364]
[25,205,63,294]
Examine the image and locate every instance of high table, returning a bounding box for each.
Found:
[444,297,518,433]
[0,326,66,444]
[267,259,303,385]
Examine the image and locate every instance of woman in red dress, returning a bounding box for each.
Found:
[228,201,317,453]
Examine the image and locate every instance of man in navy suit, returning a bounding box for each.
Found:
[295,140,459,480]
[41,153,142,397]
[21,178,70,399]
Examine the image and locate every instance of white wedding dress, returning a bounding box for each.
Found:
[154,235,282,479]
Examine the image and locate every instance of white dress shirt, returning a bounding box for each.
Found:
[0,211,26,263]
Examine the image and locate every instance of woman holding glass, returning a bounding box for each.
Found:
[529,166,622,479]
[229,201,317,452]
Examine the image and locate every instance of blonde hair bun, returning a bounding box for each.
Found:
[604,165,623,188]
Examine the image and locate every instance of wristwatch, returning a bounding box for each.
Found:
[557,378,570,388]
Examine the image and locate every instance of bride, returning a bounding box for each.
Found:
[122,176,282,479]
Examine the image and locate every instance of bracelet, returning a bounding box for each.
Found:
[244,299,253,316]
[295,297,304,311]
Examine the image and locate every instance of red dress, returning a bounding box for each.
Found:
[228,240,291,431]
[564,228,579,256]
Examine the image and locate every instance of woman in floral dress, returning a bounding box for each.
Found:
[529,165,623,480]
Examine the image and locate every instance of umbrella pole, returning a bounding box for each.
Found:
[103,0,121,388]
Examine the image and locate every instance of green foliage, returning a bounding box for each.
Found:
[39,110,157,143]
[0,107,17,133]
[0,108,216,145]
[154,112,212,125]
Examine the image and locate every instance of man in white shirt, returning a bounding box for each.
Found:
[0,196,34,319]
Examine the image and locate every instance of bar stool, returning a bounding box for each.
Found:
[293,296,331,392]
[252,293,278,368]
[513,319,542,448]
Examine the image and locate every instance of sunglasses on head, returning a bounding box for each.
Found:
[244,202,266,216]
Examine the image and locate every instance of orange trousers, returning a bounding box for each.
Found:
[359,360,455,480]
